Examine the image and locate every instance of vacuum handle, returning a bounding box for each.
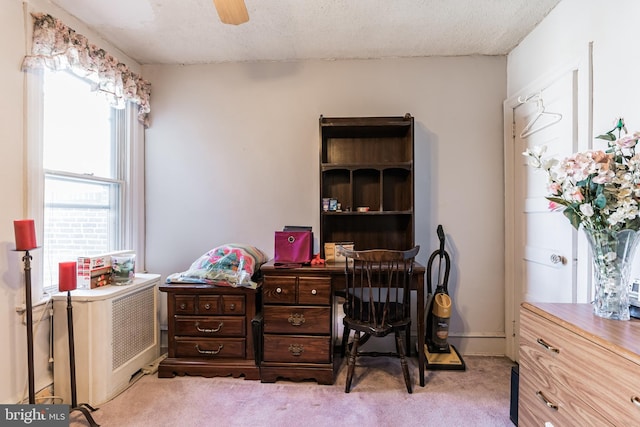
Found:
[437,225,445,255]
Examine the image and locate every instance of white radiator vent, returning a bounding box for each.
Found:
[112,286,155,369]
[53,274,161,406]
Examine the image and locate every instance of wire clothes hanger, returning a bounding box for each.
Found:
[518,92,563,139]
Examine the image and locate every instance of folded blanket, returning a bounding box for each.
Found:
[166,243,268,289]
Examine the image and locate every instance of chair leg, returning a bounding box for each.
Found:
[345,331,360,393]
[396,331,413,394]
[341,326,350,357]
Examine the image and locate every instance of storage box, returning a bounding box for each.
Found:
[324,242,354,262]
[77,251,132,289]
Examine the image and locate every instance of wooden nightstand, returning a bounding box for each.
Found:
[158,283,261,380]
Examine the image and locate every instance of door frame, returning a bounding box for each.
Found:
[502,46,593,360]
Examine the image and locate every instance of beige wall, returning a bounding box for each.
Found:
[143,56,508,356]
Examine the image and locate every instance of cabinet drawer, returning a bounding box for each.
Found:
[298,276,331,305]
[521,308,640,425]
[263,335,331,363]
[174,316,245,337]
[263,276,296,304]
[175,296,196,314]
[174,337,246,358]
[518,371,613,427]
[263,306,331,334]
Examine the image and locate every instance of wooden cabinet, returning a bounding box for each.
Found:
[158,284,260,380]
[319,115,414,256]
[259,265,334,384]
[519,302,640,426]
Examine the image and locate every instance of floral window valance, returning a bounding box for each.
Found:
[21,13,151,127]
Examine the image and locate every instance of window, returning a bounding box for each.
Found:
[27,68,145,294]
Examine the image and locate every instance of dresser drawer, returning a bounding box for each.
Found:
[518,371,613,427]
[263,335,331,363]
[174,316,245,337]
[174,337,246,358]
[298,276,331,305]
[263,306,331,334]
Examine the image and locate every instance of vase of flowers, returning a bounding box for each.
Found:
[523,119,640,320]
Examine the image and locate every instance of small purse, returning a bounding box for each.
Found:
[274,229,313,266]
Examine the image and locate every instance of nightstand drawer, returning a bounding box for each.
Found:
[198,295,245,315]
[175,316,245,337]
[174,337,246,358]
[263,335,331,363]
[263,306,331,334]
[175,295,196,314]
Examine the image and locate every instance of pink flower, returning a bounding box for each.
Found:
[571,189,585,202]
[548,182,561,195]
[548,201,561,211]
[616,134,639,149]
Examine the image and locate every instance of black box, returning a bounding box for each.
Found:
[510,364,519,425]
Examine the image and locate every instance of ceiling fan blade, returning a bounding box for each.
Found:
[213,0,249,25]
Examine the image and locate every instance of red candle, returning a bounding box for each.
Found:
[58,262,77,292]
[14,219,37,251]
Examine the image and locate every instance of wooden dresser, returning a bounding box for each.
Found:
[519,302,640,426]
[158,283,260,380]
[259,264,334,384]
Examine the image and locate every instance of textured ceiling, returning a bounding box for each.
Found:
[50,0,561,65]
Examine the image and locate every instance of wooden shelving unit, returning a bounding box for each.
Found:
[319,114,415,256]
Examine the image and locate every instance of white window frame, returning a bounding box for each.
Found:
[25,68,146,301]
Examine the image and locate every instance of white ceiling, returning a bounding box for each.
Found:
[50,0,561,65]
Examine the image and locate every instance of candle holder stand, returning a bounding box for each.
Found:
[21,250,36,404]
[65,290,100,426]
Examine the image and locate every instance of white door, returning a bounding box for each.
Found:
[516,73,577,304]
[504,59,591,360]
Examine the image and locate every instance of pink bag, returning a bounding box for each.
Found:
[274,230,313,266]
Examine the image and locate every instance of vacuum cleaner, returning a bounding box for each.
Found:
[424,225,465,370]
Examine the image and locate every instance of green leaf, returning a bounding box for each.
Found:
[596,132,616,141]
[546,196,570,207]
[595,193,607,209]
[563,208,582,230]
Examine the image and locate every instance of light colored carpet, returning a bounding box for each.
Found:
[70,355,515,427]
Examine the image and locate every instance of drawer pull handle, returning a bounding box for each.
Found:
[289,344,304,356]
[288,313,306,326]
[195,321,224,333]
[276,287,282,294]
[229,303,236,311]
[204,303,211,310]
[535,391,558,410]
[311,289,317,295]
[195,344,224,355]
[536,338,560,353]
[179,303,187,310]
[550,254,564,264]
[631,396,640,408]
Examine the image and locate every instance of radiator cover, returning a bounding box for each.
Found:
[53,274,160,406]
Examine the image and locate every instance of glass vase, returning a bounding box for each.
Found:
[583,228,640,320]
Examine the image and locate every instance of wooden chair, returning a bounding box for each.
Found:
[340,246,420,393]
